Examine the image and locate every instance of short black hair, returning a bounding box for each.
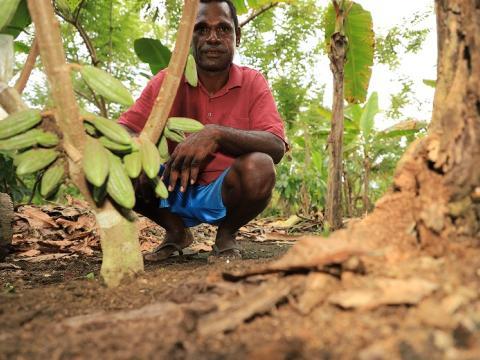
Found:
[199,0,239,29]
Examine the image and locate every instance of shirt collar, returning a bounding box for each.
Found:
[185,63,243,90]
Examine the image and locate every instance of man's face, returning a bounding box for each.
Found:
[192,2,240,72]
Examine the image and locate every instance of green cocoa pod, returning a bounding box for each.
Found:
[14,149,36,166]
[123,151,142,179]
[184,54,198,87]
[99,136,133,153]
[16,149,59,176]
[92,183,107,205]
[83,122,98,136]
[167,117,204,133]
[85,115,133,145]
[154,177,169,199]
[79,65,134,106]
[37,131,60,147]
[106,153,135,209]
[157,135,169,162]
[0,128,43,151]
[0,0,21,32]
[83,137,109,187]
[40,162,65,198]
[0,109,42,140]
[163,127,185,143]
[140,137,161,179]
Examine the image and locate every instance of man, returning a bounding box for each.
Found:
[119,0,287,261]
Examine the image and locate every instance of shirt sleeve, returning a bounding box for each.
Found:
[117,72,164,133]
[248,73,288,146]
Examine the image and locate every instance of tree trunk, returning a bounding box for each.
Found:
[326,30,347,230]
[27,0,143,287]
[362,150,370,214]
[388,0,479,248]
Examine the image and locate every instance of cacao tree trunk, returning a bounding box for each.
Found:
[326,29,347,230]
[27,0,143,287]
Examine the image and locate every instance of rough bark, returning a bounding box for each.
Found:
[392,0,480,247]
[326,29,347,230]
[27,0,143,287]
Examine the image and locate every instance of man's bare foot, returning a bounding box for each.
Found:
[144,229,194,262]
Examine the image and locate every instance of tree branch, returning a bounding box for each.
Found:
[141,0,199,144]
[27,0,91,202]
[54,9,100,66]
[14,37,39,94]
[240,3,278,28]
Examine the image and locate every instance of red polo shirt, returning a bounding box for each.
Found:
[118,64,286,184]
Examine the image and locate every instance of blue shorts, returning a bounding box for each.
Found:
[159,168,229,227]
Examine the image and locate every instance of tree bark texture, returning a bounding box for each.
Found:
[392,0,480,249]
[27,0,143,287]
[326,31,347,230]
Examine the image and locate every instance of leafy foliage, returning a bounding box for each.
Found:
[0,153,30,203]
[0,0,31,39]
[134,38,172,75]
[375,10,431,70]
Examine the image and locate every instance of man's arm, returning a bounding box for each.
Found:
[209,125,285,163]
[162,124,285,192]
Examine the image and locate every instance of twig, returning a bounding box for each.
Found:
[239,3,278,28]
[14,37,39,94]
[54,9,99,66]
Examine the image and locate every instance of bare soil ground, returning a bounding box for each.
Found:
[1,204,479,360]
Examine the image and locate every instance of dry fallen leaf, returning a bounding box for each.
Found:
[17,206,58,228]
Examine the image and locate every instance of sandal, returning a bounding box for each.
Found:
[144,242,185,262]
[207,244,242,264]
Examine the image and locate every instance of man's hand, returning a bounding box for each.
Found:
[162,125,219,192]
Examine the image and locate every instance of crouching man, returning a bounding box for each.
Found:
[119,0,287,261]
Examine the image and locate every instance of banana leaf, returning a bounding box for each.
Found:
[324,2,374,104]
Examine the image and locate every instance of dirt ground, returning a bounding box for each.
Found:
[1,206,480,359]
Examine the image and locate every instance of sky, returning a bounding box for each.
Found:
[316,0,438,129]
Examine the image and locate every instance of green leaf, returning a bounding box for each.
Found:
[324,2,374,104]
[376,119,427,139]
[56,0,82,13]
[344,104,361,126]
[423,79,436,88]
[343,3,374,104]
[376,129,420,139]
[134,38,172,75]
[232,0,248,15]
[1,0,31,39]
[359,92,379,140]
[316,105,356,129]
[13,40,29,54]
